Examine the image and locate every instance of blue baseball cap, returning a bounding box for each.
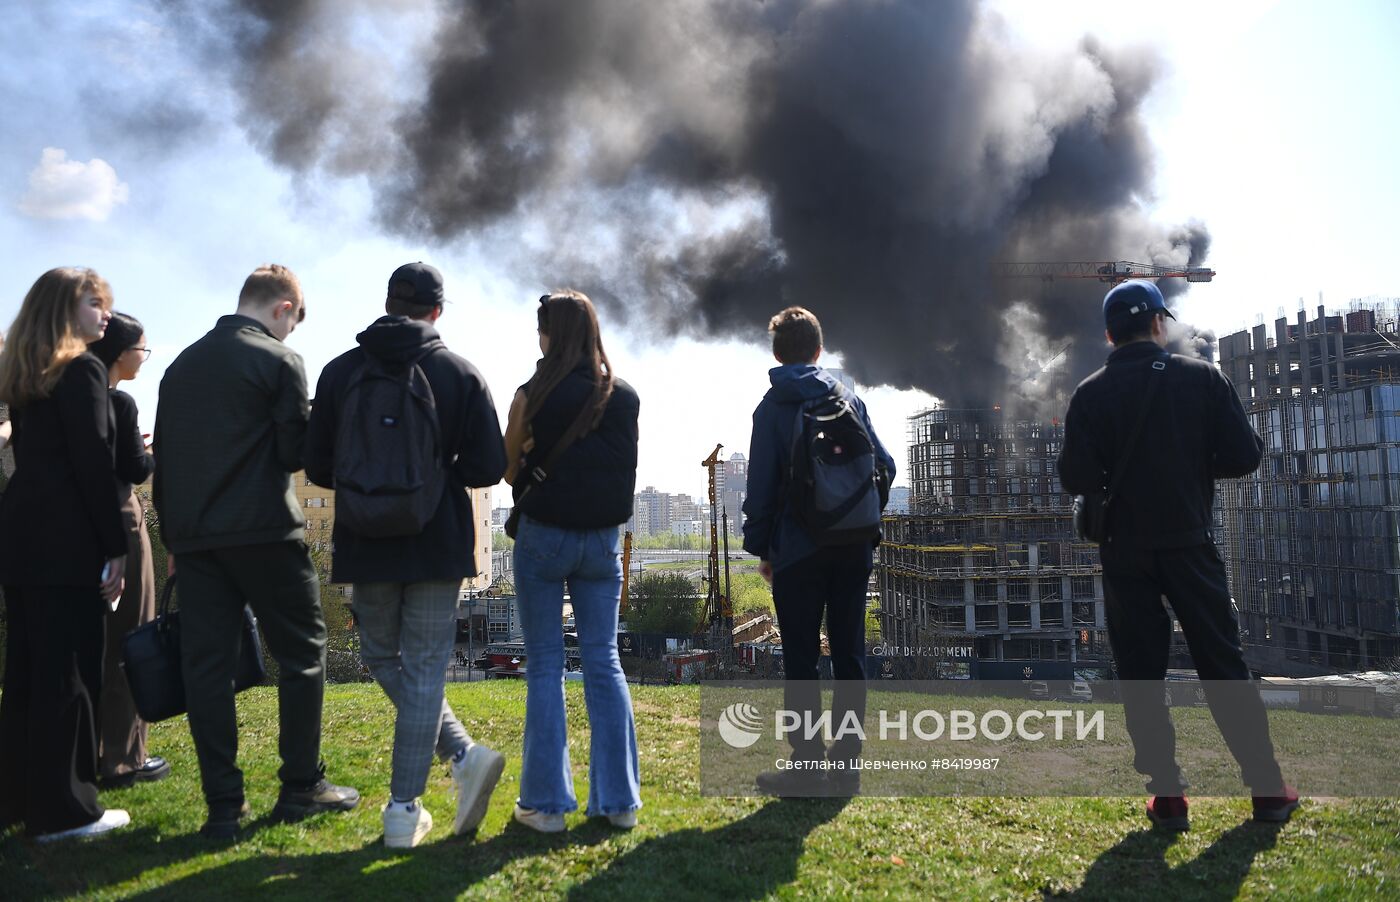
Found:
[1103,279,1175,327]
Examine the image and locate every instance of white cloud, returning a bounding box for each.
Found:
[18,147,129,221]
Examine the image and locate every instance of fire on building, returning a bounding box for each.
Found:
[878,407,1112,680]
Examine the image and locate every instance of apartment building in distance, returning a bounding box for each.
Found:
[294,476,493,592]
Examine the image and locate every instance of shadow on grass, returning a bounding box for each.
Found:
[1,825,219,901]
[1,818,610,901]
[1046,819,1283,901]
[566,798,850,902]
[130,819,611,901]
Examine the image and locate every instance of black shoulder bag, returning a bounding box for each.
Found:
[120,573,267,723]
[504,399,599,539]
[1073,355,1167,544]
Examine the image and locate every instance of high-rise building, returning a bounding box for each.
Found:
[1217,299,1400,674]
[630,485,674,537]
[878,407,1110,678]
[722,452,748,535]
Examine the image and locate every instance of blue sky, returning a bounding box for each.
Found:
[3,1,1398,500]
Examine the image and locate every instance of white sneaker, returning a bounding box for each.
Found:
[35,808,130,843]
[383,800,433,849]
[606,810,638,829]
[451,742,506,835]
[513,803,565,833]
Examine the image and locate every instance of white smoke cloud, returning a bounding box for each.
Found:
[18,148,130,221]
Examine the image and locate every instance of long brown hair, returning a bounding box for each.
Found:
[526,290,615,429]
[0,267,113,407]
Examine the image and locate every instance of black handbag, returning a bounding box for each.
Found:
[120,573,268,723]
[1073,355,1167,544]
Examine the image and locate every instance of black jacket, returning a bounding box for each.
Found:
[111,389,154,492]
[154,315,310,553]
[514,366,639,529]
[1057,341,1263,549]
[0,353,127,587]
[305,316,507,583]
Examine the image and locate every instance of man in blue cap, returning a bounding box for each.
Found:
[1058,279,1297,830]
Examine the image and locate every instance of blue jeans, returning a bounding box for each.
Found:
[514,516,641,816]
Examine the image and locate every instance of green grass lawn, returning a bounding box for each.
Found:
[1,683,1397,900]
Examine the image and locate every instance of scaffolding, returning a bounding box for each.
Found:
[1217,300,1400,674]
[880,407,1111,675]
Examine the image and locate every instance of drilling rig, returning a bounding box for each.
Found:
[699,444,733,665]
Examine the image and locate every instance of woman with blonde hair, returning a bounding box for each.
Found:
[0,267,130,840]
[88,311,169,787]
[504,290,642,832]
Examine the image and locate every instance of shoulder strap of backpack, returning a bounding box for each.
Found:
[1106,353,1168,498]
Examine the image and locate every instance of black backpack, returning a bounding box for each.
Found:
[333,347,446,538]
[787,384,889,546]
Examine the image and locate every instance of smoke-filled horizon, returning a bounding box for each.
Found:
[168,0,1215,413]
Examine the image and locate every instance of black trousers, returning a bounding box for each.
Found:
[0,585,107,834]
[1101,541,1284,794]
[771,543,872,764]
[178,541,326,806]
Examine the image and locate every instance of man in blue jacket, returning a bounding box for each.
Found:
[743,307,895,796]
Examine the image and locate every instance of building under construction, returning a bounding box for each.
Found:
[878,407,1111,679]
[1217,299,1400,675]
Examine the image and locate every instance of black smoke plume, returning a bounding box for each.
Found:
[169,0,1213,410]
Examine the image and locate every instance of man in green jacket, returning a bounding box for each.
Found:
[154,264,358,839]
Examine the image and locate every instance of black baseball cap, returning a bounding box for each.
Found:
[387,262,446,307]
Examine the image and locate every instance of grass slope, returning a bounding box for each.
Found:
[1,683,1396,900]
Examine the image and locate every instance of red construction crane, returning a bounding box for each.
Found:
[993,261,1216,284]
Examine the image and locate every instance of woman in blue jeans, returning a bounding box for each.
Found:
[504,290,642,832]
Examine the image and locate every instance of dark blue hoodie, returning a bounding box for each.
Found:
[305,315,506,583]
[742,364,896,573]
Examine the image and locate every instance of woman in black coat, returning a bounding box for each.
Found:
[0,268,130,841]
[88,312,169,787]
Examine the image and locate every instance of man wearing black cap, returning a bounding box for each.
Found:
[1058,279,1297,830]
[305,262,508,848]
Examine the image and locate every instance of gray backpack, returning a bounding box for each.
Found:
[333,347,446,538]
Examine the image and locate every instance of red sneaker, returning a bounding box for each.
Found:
[1252,783,1300,824]
[1146,795,1189,831]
